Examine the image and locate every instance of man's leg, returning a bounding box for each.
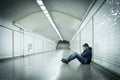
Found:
[61,52,85,64]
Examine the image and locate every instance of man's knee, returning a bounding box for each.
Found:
[73,52,78,55]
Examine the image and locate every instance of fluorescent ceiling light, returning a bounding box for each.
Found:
[36,0,63,41]
[45,13,50,18]
[51,22,63,40]
[40,6,46,10]
[48,17,52,20]
[36,0,44,5]
[49,19,53,23]
[50,21,55,26]
[43,10,48,14]
[49,21,55,26]
[49,19,52,21]
[49,21,63,40]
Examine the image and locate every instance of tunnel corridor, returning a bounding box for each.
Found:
[0,50,119,80]
[0,0,120,80]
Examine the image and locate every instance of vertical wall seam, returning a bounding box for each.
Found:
[80,32,81,53]
[12,30,14,58]
[92,16,94,61]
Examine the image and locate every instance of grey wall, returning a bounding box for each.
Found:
[70,34,81,53]
[93,0,120,75]
[0,26,13,59]
[81,19,92,52]
[0,25,56,59]
[71,0,120,76]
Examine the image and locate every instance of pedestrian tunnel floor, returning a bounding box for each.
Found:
[0,50,118,80]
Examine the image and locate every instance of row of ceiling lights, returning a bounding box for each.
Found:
[36,0,63,41]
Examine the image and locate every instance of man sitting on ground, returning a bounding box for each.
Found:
[61,43,92,64]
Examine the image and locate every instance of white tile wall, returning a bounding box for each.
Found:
[0,26,13,58]
[0,25,56,59]
[70,0,120,75]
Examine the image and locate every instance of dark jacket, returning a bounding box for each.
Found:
[81,47,92,64]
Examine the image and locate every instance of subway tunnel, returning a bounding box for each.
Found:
[0,0,120,80]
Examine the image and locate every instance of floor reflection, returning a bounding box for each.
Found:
[0,50,112,80]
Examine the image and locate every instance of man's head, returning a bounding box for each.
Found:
[82,43,89,51]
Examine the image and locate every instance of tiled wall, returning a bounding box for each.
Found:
[81,19,93,53]
[93,0,120,75]
[0,25,56,59]
[70,0,120,75]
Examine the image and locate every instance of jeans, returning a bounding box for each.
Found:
[66,52,85,64]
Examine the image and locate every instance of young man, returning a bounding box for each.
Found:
[61,43,92,64]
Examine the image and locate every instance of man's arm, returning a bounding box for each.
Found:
[81,50,91,57]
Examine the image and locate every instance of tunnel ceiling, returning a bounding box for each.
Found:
[0,0,93,42]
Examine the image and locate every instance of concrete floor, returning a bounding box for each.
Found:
[0,50,113,80]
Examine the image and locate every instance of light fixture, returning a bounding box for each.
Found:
[45,13,50,18]
[36,0,63,41]
[49,19,53,23]
[36,0,44,5]
[40,5,47,11]
[43,10,49,14]
[49,19,52,21]
[48,17,52,21]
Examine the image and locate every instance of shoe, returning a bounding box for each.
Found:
[61,58,68,64]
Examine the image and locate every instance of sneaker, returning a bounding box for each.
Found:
[61,58,68,64]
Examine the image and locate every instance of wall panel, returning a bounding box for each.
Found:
[24,34,34,55]
[81,19,92,52]
[93,0,120,75]
[0,26,13,58]
[14,31,24,57]
[75,34,80,53]
[34,38,42,53]
[0,25,56,59]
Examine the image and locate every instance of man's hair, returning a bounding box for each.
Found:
[82,43,89,47]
